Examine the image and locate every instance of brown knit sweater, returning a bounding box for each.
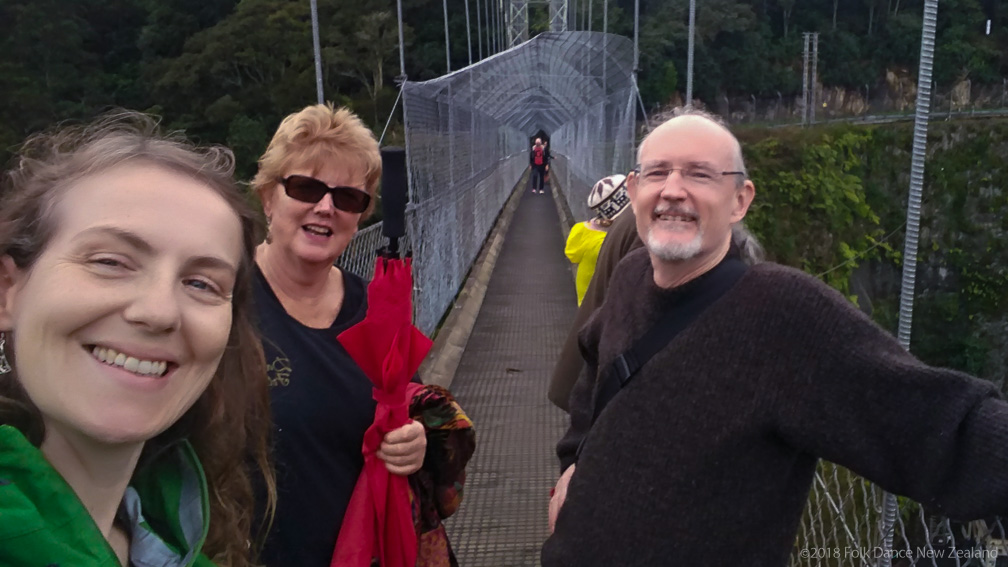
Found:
[542,248,1008,567]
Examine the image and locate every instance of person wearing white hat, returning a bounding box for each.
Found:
[564,174,631,305]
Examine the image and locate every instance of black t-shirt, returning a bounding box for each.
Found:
[253,265,375,566]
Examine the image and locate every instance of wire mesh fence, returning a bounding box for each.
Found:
[792,462,1008,567]
[337,31,638,335]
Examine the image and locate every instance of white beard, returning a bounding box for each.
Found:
[646,229,703,262]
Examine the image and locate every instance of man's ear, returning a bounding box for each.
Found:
[0,255,23,331]
[730,179,756,223]
[627,170,639,214]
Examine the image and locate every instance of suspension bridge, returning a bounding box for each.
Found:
[331,3,1008,562]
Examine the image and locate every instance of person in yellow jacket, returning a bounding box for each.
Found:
[565,174,631,305]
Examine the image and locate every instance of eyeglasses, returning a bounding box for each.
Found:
[633,164,745,188]
[278,175,371,213]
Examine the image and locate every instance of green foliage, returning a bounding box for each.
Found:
[226,115,270,180]
[743,127,883,298]
[743,119,1008,386]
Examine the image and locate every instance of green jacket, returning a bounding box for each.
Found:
[0,424,217,567]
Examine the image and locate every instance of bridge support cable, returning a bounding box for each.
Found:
[396,0,406,77]
[686,0,695,107]
[476,0,483,61]
[443,0,452,72]
[310,0,324,104]
[465,0,473,66]
[883,0,939,565]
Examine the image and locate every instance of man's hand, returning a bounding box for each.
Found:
[548,464,576,533]
[378,420,427,476]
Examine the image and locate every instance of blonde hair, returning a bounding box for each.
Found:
[251,104,382,219]
[0,110,276,567]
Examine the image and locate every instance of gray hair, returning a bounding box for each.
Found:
[732,223,764,265]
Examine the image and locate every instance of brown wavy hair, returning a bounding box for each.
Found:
[0,111,276,566]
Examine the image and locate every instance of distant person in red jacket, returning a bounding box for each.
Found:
[530,138,550,194]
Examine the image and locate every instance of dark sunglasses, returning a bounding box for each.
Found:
[279,175,371,213]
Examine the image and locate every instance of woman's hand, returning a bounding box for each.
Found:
[378,420,427,476]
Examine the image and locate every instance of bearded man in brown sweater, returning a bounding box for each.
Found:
[542,110,1008,566]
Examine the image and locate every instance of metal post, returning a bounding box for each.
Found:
[476,0,483,61]
[633,0,639,73]
[469,68,475,176]
[587,0,592,32]
[448,81,455,191]
[465,0,473,66]
[310,0,324,104]
[397,0,407,78]
[603,0,608,96]
[488,0,494,54]
[810,32,819,123]
[801,32,811,125]
[398,0,414,208]
[443,0,452,72]
[485,0,493,54]
[632,0,645,128]
[501,0,507,50]
[686,0,695,107]
[883,2,939,565]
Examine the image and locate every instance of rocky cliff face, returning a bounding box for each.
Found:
[854,120,1008,387]
[710,72,1007,123]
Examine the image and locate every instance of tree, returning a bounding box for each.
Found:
[151,0,319,141]
[328,10,406,125]
[778,0,795,38]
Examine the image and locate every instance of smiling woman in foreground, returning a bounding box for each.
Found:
[0,112,275,566]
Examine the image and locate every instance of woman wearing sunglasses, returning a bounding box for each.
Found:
[250,104,429,566]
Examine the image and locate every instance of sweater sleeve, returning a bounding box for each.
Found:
[556,313,602,472]
[765,269,1008,520]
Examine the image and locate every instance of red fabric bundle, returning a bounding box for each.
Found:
[331,257,433,567]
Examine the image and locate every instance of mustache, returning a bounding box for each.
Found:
[653,205,698,219]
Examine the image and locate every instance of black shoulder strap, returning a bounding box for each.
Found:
[587,257,747,427]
